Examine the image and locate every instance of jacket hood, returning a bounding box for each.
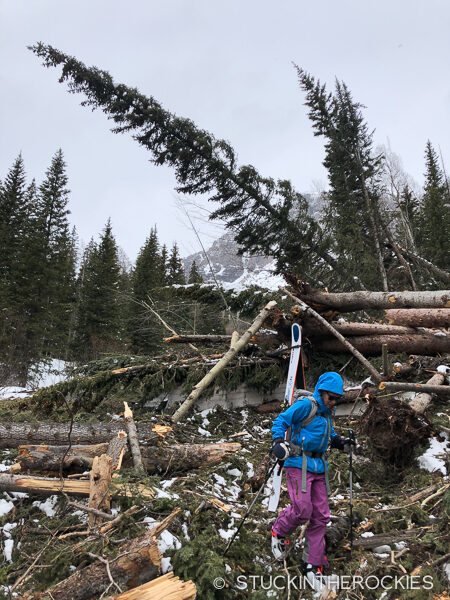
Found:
[313,372,344,415]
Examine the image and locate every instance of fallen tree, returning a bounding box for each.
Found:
[31,509,180,600]
[378,379,450,398]
[15,442,242,474]
[385,308,450,328]
[0,421,169,449]
[315,332,450,355]
[284,280,450,311]
[0,473,154,498]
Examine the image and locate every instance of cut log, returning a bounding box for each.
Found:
[110,572,196,600]
[385,308,450,328]
[32,509,180,600]
[0,473,154,498]
[171,300,277,422]
[124,402,144,472]
[378,378,449,399]
[315,332,450,355]
[303,319,424,337]
[283,288,382,382]
[0,421,165,449]
[89,454,113,526]
[15,442,241,475]
[287,284,450,312]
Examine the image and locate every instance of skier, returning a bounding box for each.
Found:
[270,371,356,587]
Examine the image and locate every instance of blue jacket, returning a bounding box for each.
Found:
[271,372,343,474]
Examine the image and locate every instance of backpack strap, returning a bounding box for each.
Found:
[288,397,319,443]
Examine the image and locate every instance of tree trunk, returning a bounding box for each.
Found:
[15,442,242,475]
[110,572,196,600]
[171,300,277,422]
[385,308,450,328]
[378,377,449,399]
[89,454,113,526]
[315,332,450,355]
[303,320,423,337]
[0,473,154,498]
[0,421,164,449]
[124,402,144,473]
[289,286,450,312]
[353,528,429,549]
[32,509,180,600]
[408,373,447,414]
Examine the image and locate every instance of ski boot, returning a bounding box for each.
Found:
[271,530,290,560]
[301,561,326,592]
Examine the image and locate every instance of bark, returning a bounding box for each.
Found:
[110,572,196,600]
[141,442,241,473]
[353,527,429,549]
[16,443,108,472]
[385,308,450,328]
[0,473,154,498]
[408,373,447,414]
[289,286,450,312]
[124,402,144,472]
[171,300,277,422]
[163,332,280,347]
[315,332,450,355]
[15,442,241,475]
[399,246,450,284]
[89,454,113,526]
[0,421,164,449]
[283,288,382,382]
[107,432,128,470]
[378,378,449,399]
[303,319,422,337]
[33,509,180,600]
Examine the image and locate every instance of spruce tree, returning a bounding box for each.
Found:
[418,141,450,268]
[72,221,121,361]
[167,243,185,285]
[31,149,76,357]
[188,260,204,284]
[31,44,338,281]
[295,68,388,290]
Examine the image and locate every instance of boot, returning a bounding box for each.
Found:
[271,530,290,560]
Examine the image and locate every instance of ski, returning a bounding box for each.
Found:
[267,323,302,512]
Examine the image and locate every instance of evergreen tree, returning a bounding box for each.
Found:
[72,221,121,361]
[160,243,168,286]
[188,260,204,284]
[167,243,185,285]
[31,149,76,357]
[31,44,338,282]
[418,141,450,268]
[295,68,388,290]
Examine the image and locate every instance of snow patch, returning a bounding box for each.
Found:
[0,499,14,517]
[418,436,450,476]
[33,495,58,517]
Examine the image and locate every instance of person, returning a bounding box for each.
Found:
[270,371,355,585]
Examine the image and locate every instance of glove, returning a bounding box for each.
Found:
[271,437,290,461]
[343,437,357,454]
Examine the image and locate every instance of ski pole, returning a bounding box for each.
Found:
[347,428,355,559]
[223,459,277,556]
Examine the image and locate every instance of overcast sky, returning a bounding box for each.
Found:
[1,0,449,262]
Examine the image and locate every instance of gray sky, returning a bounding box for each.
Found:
[1,0,449,262]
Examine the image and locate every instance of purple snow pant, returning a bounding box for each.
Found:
[272,467,330,567]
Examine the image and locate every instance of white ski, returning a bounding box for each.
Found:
[267,323,302,512]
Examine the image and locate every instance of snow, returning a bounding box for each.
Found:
[0,462,11,472]
[246,461,254,478]
[0,499,14,517]
[417,436,450,476]
[161,478,177,489]
[0,386,31,400]
[437,365,450,374]
[32,495,58,517]
[28,359,69,388]
[198,427,211,437]
[4,538,14,562]
[181,523,190,540]
[213,474,227,486]
[227,468,242,478]
[361,531,374,537]
[221,260,285,292]
[218,527,237,540]
[154,487,180,500]
[161,557,172,574]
